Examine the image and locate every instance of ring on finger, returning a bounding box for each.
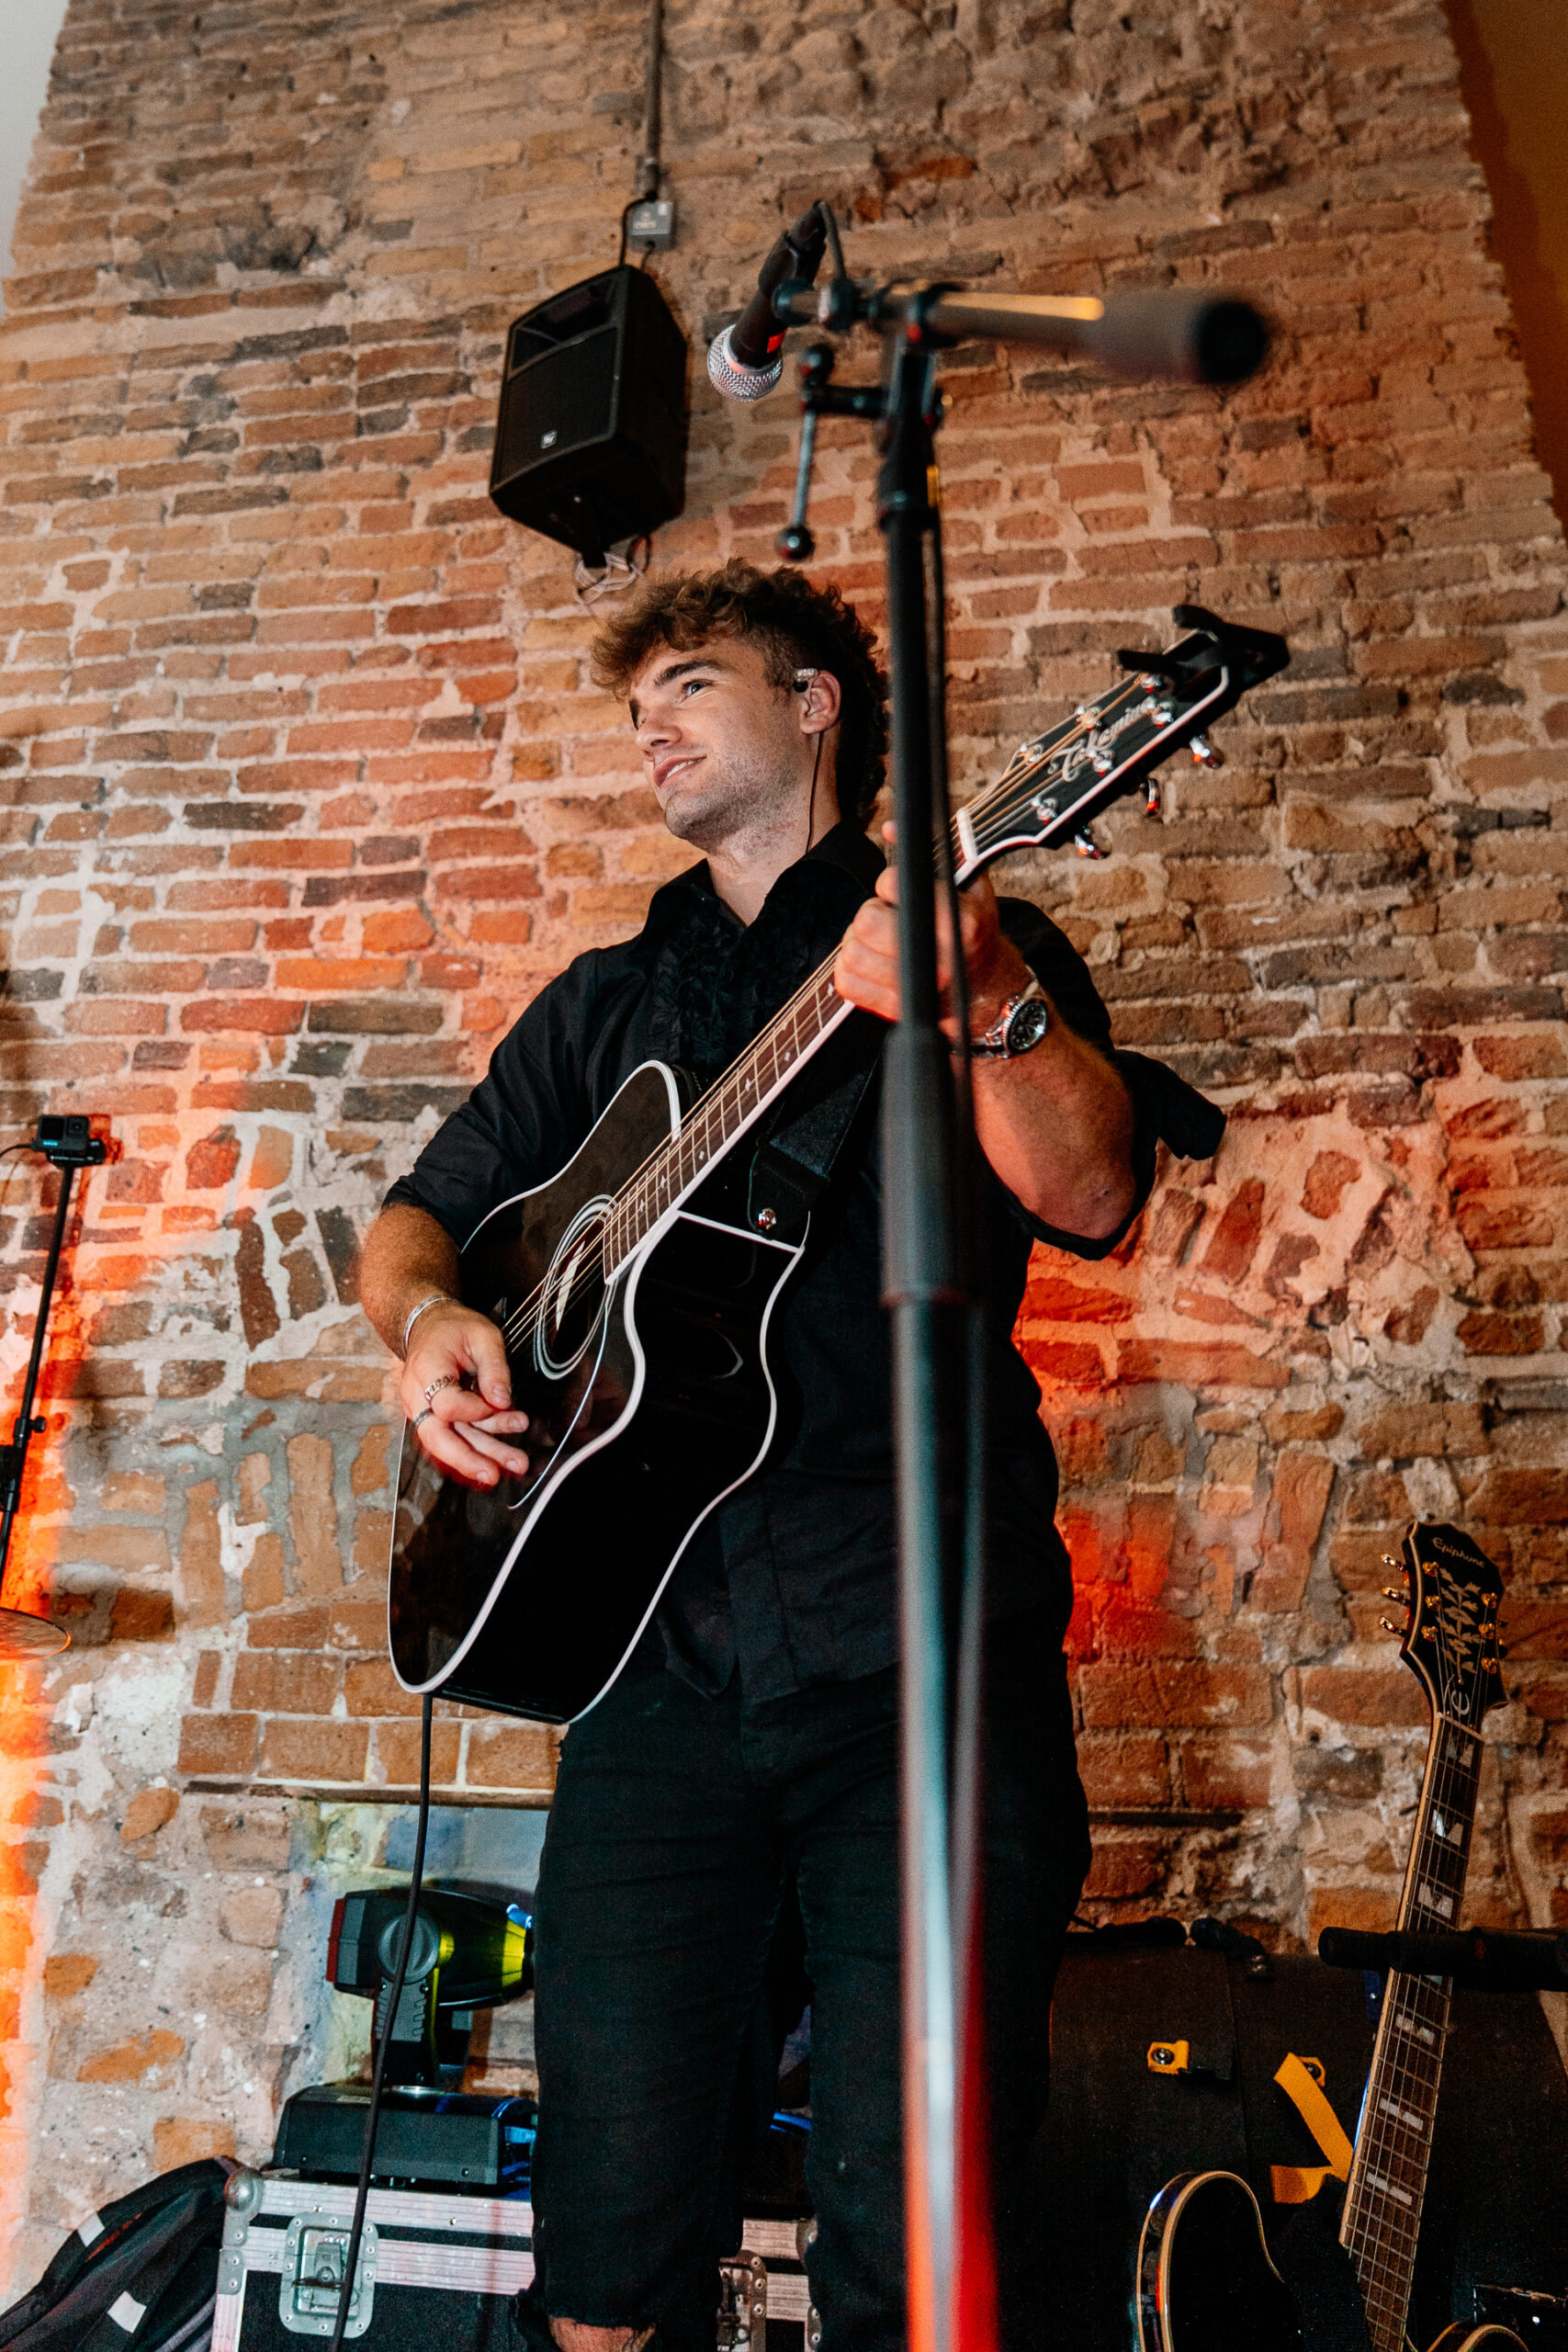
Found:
[423,1373,459,1407]
[412,1407,434,1431]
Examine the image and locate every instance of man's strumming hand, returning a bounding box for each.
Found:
[397,1303,531,1489]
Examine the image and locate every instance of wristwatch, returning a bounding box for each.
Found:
[969,978,1051,1060]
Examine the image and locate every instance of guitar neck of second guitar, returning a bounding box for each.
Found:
[1339,1713,1484,2352]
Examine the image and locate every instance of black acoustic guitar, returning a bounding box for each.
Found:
[1134,1521,1523,2352]
[387,605,1288,1724]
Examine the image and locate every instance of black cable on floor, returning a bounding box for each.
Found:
[326,1691,434,2352]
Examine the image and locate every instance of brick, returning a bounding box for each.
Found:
[77,2030,185,2086]
[176,1713,258,1777]
[257,1718,370,1782]
[1179,1739,1273,1811]
[42,1954,97,1999]
[1118,1341,1289,1390]
[465,1721,558,1790]
[287,1432,342,1593]
[153,2119,237,2169]
[119,1786,178,1846]
[1077,1661,1273,1727]
[1300,1668,1427,1727]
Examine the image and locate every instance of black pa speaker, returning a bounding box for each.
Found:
[491,265,689,563]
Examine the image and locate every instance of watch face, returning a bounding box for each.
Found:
[1004,994,1051,1056]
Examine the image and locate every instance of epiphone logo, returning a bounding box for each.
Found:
[1419,1531,1491,1576]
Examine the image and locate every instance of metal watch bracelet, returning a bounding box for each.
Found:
[968,978,1051,1060]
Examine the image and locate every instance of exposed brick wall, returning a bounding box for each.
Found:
[1,0,1565,2290]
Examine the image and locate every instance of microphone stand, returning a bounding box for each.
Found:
[0,1123,106,1658]
[769,238,1267,2352]
[777,278,990,2352]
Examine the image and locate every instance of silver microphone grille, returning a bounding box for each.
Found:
[706,324,784,403]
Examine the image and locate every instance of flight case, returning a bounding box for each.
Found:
[214,2168,817,2349]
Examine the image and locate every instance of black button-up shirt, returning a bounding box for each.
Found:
[385,821,1223,1703]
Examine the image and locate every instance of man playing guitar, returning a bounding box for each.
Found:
[358,560,1223,2352]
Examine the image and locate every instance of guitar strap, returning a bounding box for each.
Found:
[1269,2051,1354,2204]
[745,1007,886,1241]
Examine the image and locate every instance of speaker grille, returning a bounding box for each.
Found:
[495,324,618,481]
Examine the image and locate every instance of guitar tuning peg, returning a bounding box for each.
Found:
[1380,1617,1403,1634]
[1142,779,1162,819]
[1188,734,1223,769]
[1381,1555,1400,1569]
[1072,830,1106,861]
[1382,1586,1405,1601]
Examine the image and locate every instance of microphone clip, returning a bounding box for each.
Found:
[775,341,889,567]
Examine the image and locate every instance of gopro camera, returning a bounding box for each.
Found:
[31,1115,107,1167]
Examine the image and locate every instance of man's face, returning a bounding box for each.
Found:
[628,635,815,853]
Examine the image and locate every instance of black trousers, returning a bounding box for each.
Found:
[525,1616,1090,2351]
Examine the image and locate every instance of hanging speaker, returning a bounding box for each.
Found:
[491,265,689,563]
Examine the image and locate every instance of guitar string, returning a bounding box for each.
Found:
[491,667,1179,1362]
[1343,1563,1489,2270]
[512,661,1173,1341]
[1356,1598,1478,2195]
[1362,1575,1471,2249]
[1345,1613,1483,2318]
[596,667,1166,1257]
[1349,1754,1462,2232]
[495,649,1242,1371]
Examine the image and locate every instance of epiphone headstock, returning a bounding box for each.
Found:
[959,603,1289,872]
[1382,1521,1506,1725]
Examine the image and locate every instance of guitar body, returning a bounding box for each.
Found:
[1137,2171,1302,2352]
[1426,2332,1528,2352]
[388,1060,803,1722]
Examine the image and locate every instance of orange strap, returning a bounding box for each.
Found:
[1270,2051,1354,2205]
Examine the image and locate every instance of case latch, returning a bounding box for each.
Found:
[717,2251,768,2347]
[278,2212,378,2337]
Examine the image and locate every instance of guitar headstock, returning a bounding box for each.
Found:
[957,604,1289,873]
[1383,1521,1506,1726]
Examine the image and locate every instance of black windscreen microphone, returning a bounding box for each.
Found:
[707,205,828,401]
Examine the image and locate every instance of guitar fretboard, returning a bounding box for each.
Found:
[602,957,854,1270]
[1340,1717,1483,2352]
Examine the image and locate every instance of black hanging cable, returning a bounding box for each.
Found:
[326,1691,435,2352]
[618,0,663,266]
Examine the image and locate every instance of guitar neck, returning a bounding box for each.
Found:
[1340,1715,1484,2352]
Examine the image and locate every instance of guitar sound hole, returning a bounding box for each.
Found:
[536,1199,612,1379]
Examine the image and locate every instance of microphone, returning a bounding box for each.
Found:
[768,281,1269,389]
[706,205,829,402]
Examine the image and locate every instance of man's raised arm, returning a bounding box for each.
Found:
[832,860,1138,1241]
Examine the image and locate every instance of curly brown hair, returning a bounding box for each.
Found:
[589,560,888,829]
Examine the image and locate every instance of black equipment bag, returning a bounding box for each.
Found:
[0,2156,229,2351]
[1038,1944,1568,2352]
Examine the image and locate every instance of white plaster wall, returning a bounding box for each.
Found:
[0,0,71,306]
